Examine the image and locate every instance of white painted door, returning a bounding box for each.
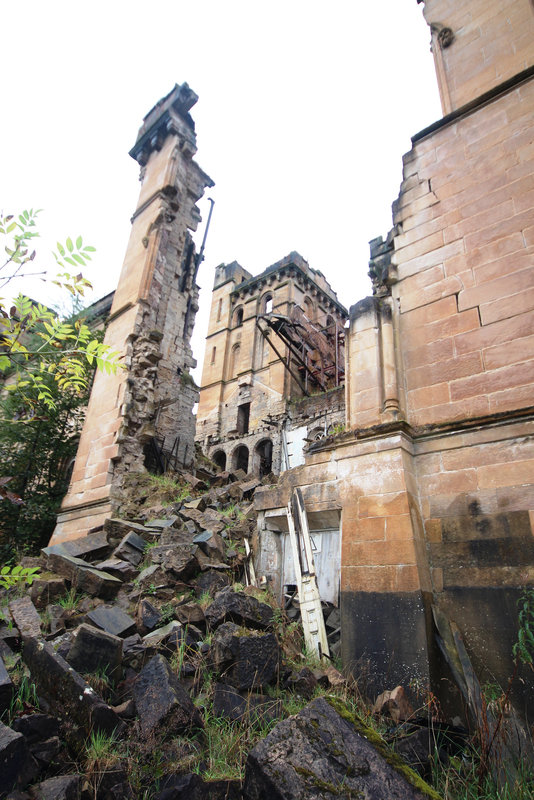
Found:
[281,528,340,606]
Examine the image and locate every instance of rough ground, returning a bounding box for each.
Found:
[0,466,443,799]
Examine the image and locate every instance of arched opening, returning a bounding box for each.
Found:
[212,450,226,471]
[303,296,314,321]
[232,445,249,473]
[233,307,243,327]
[230,342,241,377]
[260,293,273,315]
[309,426,325,442]
[255,438,273,478]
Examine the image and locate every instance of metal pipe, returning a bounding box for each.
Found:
[196,197,215,268]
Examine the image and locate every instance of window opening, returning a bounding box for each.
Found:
[237,402,251,434]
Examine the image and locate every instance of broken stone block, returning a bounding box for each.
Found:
[323,665,346,688]
[30,576,67,610]
[30,774,82,800]
[150,545,199,582]
[86,605,136,638]
[112,531,147,566]
[192,530,225,561]
[94,557,137,581]
[133,654,202,737]
[23,637,120,735]
[9,597,42,639]
[205,588,274,631]
[138,599,162,633]
[43,550,122,599]
[30,736,61,766]
[148,516,179,529]
[122,634,148,671]
[174,602,205,627]
[180,472,208,492]
[373,686,414,724]
[43,531,110,561]
[244,697,436,800]
[183,497,207,512]
[283,666,318,699]
[0,655,14,715]
[104,517,154,540]
[194,570,231,598]
[239,478,261,498]
[211,622,279,690]
[182,519,198,537]
[11,714,60,743]
[0,720,38,794]
[0,623,19,651]
[67,623,123,679]
[143,620,183,651]
[45,605,67,636]
[213,682,281,725]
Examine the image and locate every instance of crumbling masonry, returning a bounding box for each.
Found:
[52,84,213,544]
[51,0,534,716]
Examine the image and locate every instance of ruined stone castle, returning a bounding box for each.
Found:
[52,0,534,712]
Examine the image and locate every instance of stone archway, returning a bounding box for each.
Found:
[212,449,227,471]
[255,438,273,478]
[232,444,249,473]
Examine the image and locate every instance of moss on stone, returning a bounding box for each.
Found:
[326,697,443,800]
[294,765,363,797]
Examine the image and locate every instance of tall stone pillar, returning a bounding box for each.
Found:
[51,83,214,544]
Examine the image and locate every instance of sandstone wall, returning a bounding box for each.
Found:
[421,0,534,114]
[52,85,213,544]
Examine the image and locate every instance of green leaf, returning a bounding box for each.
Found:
[57,241,66,256]
[66,237,74,252]
[76,236,83,249]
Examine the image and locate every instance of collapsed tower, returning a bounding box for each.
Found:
[52,84,213,544]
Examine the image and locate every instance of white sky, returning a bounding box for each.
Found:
[2,1,442,381]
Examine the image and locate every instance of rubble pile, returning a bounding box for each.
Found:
[0,468,442,799]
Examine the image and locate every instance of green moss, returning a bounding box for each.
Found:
[326,697,443,800]
[294,765,363,797]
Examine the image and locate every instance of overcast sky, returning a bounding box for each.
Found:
[2,1,442,380]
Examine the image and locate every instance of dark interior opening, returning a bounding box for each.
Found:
[237,402,251,434]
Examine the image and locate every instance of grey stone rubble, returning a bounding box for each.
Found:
[0,466,444,798]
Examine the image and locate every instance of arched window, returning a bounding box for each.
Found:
[212,450,227,471]
[255,438,273,478]
[260,293,273,315]
[230,342,241,377]
[232,445,249,473]
[233,307,244,327]
[210,346,216,365]
[216,298,222,322]
[303,296,314,321]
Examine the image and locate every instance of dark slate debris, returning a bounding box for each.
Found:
[205,588,274,631]
[244,697,435,800]
[133,654,203,737]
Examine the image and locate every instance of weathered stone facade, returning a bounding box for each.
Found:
[196,252,347,476]
[255,0,534,715]
[52,84,213,544]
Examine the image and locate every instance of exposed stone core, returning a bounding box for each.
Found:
[51,84,213,544]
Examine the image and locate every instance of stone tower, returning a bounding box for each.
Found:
[52,84,213,544]
[196,252,347,476]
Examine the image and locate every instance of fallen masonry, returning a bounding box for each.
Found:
[0,466,446,798]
